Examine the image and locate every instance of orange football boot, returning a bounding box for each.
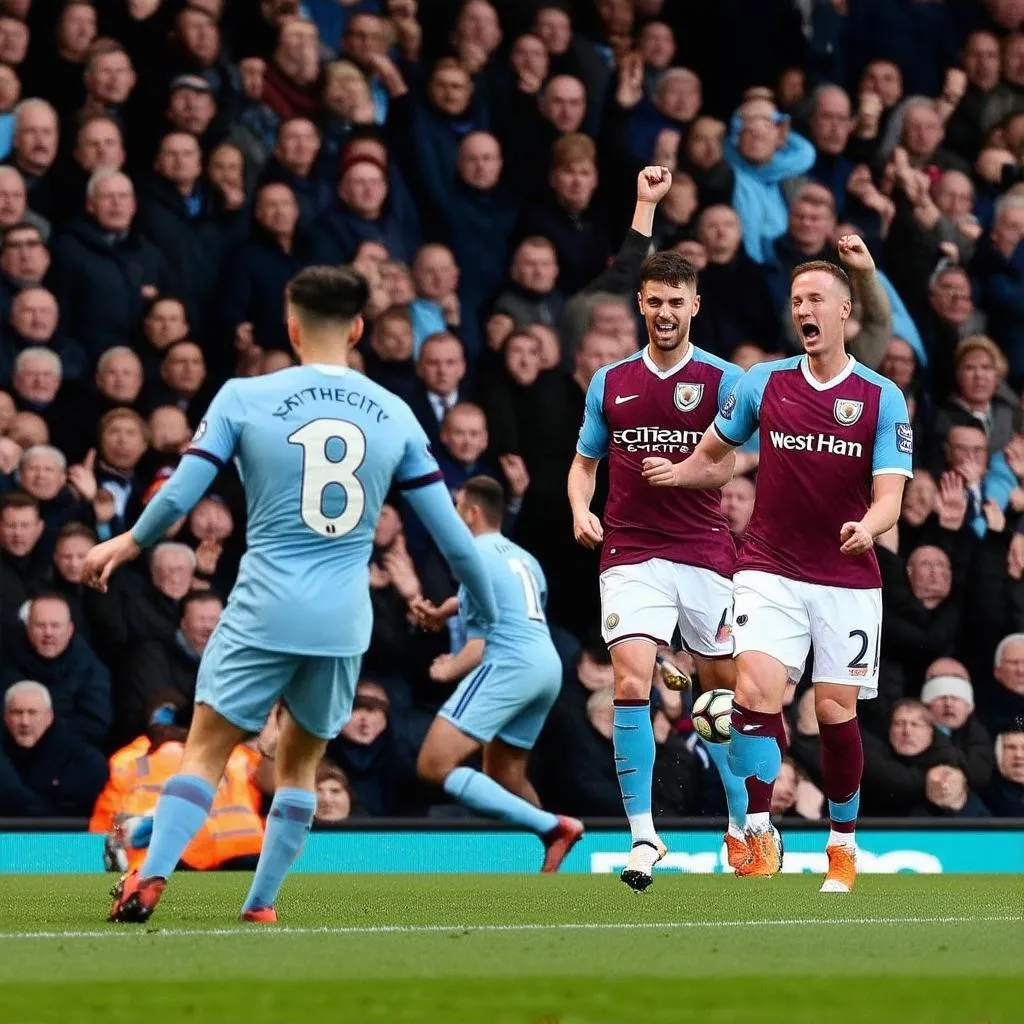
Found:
[241,907,278,923]
[108,870,166,923]
[819,844,857,893]
[735,826,783,878]
[725,832,749,871]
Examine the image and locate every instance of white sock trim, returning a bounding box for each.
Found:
[627,811,657,845]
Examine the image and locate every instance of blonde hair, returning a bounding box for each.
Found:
[954,334,1008,381]
[551,132,596,170]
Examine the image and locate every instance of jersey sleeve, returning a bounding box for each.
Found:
[187,381,243,468]
[713,366,764,447]
[716,361,743,411]
[576,367,610,459]
[395,411,444,491]
[872,382,914,477]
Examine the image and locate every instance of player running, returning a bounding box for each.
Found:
[82,266,499,924]
[412,476,583,871]
[644,237,912,891]
[568,166,750,893]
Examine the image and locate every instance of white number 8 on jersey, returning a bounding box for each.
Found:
[288,418,366,537]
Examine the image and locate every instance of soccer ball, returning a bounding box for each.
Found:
[691,689,733,744]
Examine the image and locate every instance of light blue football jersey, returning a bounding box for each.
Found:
[182,364,441,656]
[459,532,556,666]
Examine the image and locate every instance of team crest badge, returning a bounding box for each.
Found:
[605,613,620,630]
[674,382,704,412]
[833,399,864,426]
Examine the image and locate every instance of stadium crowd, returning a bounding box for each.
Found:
[1,0,1024,849]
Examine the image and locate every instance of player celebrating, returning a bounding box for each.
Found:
[568,166,750,892]
[644,238,912,891]
[82,266,499,924]
[412,476,583,871]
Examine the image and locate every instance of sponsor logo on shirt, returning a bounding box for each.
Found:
[612,427,704,453]
[768,431,864,458]
[673,382,704,413]
[834,399,864,426]
[896,422,913,455]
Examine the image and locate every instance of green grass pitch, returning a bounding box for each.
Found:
[0,874,1020,1023]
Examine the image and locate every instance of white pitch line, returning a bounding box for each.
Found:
[0,915,1019,940]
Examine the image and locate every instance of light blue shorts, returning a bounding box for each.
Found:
[438,656,562,750]
[195,625,361,740]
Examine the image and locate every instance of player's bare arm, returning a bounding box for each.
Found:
[411,595,460,632]
[568,454,604,548]
[632,165,672,235]
[838,233,891,365]
[840,474,907,556]
[641,430,737,490]
[429,637,485,683]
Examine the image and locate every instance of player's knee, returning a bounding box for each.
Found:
[613,669,651,701]
[416,745,451,787]
[815,692,856,726]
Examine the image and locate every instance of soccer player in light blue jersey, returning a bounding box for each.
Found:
[83,266,499,924]
[411,476,584,871]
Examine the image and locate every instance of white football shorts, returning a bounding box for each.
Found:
[599,558,734,658]
[732,570,882,698]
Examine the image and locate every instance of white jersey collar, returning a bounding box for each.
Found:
[642,343,694,379]
[799,353,855,392]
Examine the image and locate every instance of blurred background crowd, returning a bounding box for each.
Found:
[1,0,1023,857]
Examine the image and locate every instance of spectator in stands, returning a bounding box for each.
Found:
[921,266,985,393]
[516,133,610,297]
[987,724,1024,816]
[408,332,468,450]
[137,132,244,338]
[987,634,1024,734]
[861,698,971,816]
[409,245,460,357]
[680,116,733,209]
[45,521,96,641]
[493,236,563,330]
[262,16,321,121]
[0,593,111,747]
[363,305,416,400]
[946,31,1007,160]
[91,408,148,537]
[3,287,86,386]
[0,222,50,322]
[932,335,1022,457]
[724,94,815,263]
[149,342,208,425]
[0,680,107,816]
[326,680,410,816]
[51,169,175,361]
[920,663,995,794]
[721,476,755,541]
[116,590,223,747]
[436,403,505,498]
[261,116,330,229]
[53,115,126,228]
[0,490,45,616]
[0,166,48,240]
[10,347,61,423]
[14,443,95,556]
[5,99,59,222]
[972,195,1024,384]
[694,204,778,358]
[20,1,95,118]
[314,761,357,823]
[5,410,48,449]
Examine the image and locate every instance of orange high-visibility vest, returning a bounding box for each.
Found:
[90,739,265,871]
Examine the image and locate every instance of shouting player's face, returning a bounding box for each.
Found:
[638,280,699,354]
[790,269,851,357]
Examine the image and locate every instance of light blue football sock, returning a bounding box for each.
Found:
[703,739,748,831]
[613,701,657,844]
[140,774,215,880]
[444,766,558,836]
[242,787,317,913]
[829,789,860,824]
[727,725,782,784]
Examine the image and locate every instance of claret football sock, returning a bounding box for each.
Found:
[443,766,558,836]
[820,718,863,850]
[242,787,317,913]
[140,774,215,880]
[613,699,657,845]
[728,703,784,826]
[703,738,748,833]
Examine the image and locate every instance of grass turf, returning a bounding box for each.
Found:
[0,873,1019,1023]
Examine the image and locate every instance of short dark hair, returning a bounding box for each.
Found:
[2,222,42,246]
[180,589,224,618]
[461,475,505,526]
[56,521,97,545]
[285,265,369,326]
[791,259,851,297]
[639,251,698,289]
[0,491,39,517]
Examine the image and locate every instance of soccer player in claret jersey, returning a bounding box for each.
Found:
[412,476,583,871]
[82,266,499,924]
[644,237,913,892]
[569,166,751,892]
